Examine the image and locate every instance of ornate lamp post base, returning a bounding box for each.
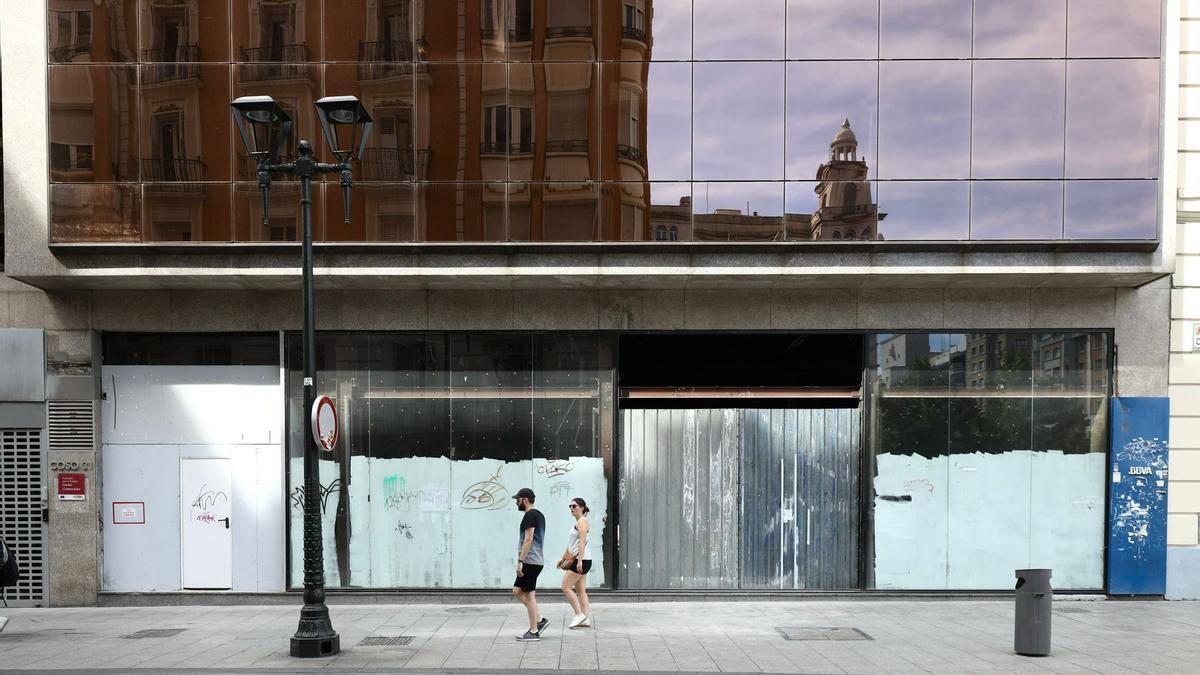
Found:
[291,604,340,657]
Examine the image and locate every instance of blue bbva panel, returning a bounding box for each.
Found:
[1107,397,1170,596]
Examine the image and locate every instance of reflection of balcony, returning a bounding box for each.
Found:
[546,25,593,39]
[358,40,414,61]
[617,144,646,167]
[480,141,535,155]
[142,45,202,83]
[358,147,430,181]
[546,140,588,153]
[621,26,647,43]
[508,28,533,43]
[50,43,92,62]
[481,27,499,40]
[141,158,206,185]
[239,44,309,81]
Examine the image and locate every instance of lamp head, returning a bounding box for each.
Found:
[230,95,292,163]
[315,95,373,162]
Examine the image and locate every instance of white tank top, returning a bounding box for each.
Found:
[568,519,592,559]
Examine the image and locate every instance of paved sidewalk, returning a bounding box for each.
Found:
[0,598,1197,673]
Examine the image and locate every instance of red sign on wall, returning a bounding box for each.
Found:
[58,472,86,501]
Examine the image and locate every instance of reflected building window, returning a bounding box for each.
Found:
[509,0,532,43]
[623,1,646,41]
[548,0,592,37]
[50,6,93,62]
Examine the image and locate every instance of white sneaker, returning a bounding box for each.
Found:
[0,616,8,633]
[577,615,591,628]
[568,614,586,629]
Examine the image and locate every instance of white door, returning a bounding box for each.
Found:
[181,458,233,589]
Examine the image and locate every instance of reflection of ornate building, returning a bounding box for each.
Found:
[648,120,886,241]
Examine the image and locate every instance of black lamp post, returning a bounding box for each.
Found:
[230,94,372,659]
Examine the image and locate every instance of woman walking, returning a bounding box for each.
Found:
[559,497,592,628]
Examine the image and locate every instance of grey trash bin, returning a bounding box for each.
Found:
[1014,568,1052,656]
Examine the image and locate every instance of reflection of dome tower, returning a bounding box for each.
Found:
[811,119,885,241]
[831,118,857,161]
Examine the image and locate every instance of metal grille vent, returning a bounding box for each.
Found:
[776,627,873,641]
[47,401,95,450]
[358,636,415,646]
[1,428,46,605]
[121,629,187,639]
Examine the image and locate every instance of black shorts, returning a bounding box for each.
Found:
[568,560,593,575]
[514,563,543,592]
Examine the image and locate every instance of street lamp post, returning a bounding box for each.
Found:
[230,95,372,659]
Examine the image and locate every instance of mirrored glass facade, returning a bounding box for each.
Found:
[47,0,1162,242]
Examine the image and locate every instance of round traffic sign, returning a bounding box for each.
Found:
[311,395,338,452]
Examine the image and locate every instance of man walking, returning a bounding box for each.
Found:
[511,487,548,641]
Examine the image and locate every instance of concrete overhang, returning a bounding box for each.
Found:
[5,241,1169,291]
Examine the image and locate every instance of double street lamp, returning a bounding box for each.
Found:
[230,94,372,658]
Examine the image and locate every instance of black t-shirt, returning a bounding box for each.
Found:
[518,508,546,565]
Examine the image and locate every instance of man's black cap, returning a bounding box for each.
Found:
[512,487,536,501]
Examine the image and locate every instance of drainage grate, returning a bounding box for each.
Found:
[358,636,415,647]
[121,629,187,639]
[1056,607,1091,614]
[776,627,873,641]
[445,606,489,614]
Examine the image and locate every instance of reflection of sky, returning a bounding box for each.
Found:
[646,62,691,181]
[786,61,876,180]
[648,0,693,60]
[693,182,784,216]
[880,0,971,58]
[876,182,969,240]
[972,60,1064,178]
[972,0,1065,58]
[879,61,970,179]
[1067,0,1161,57]
[784,182,819,214]
[693,62,784,180]
[646,182,692,207]
[1066,60,1160,179]
[971,182,1064,240]
[693,0,785,60]
[786,0,877,59]
[1065,180,1158,239]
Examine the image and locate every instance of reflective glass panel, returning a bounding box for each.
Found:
[510,183,601,241]
[49,0,137,63]
[143,183,232,242]
[875,181,969,240]
[970,181,1063,240]
[420,183,507,241]
[323,183,417,242]
[233,0,323,62]
[233,181,324,242]
[972,0,1065,58]
[972,60,1064,179]
[543,62,598,182]
[786,0,878,59]
[542,0,599,62]
[693,0,785,60]
[1066,60,1160,179]
[608,182,691,241]
[603,62,689,182]
[139,0,231,62]
[50,183,142,242]
[691,182,784,241]
[878,61,970,179]
[1064,180,1158,240]
[1067,0,1161,58]
[139,64,233,182]
[880,0,971,59]
[693,62,784,181]
[642,0,690,61]
[49,65,140,182]
[786,61,877,181]
[324,0,414,63]
[786,181,880,241]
